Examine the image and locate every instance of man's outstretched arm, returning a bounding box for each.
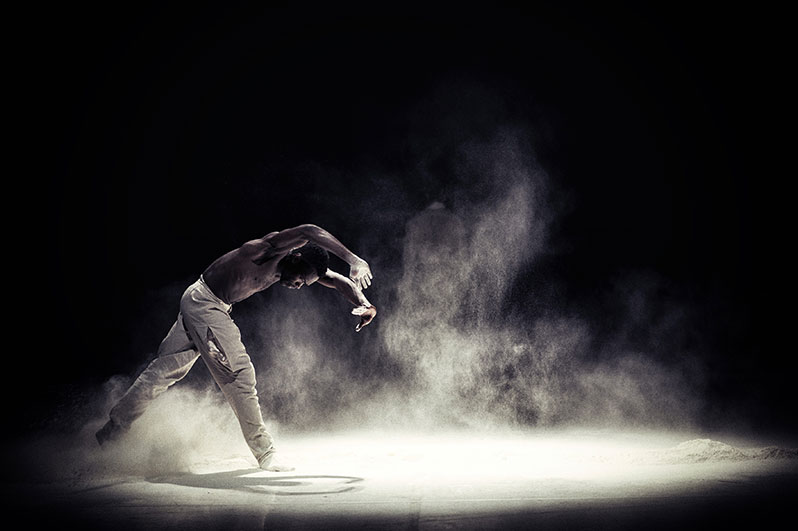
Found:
[261,224,373,289]
[317,270,377,332]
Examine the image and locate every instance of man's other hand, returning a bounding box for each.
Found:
[352,305,377,332]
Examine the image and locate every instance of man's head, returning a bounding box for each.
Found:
[277,243,329,289]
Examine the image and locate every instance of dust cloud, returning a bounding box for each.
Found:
[329,129,707,432]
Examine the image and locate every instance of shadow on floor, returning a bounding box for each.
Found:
[147,468,364,496]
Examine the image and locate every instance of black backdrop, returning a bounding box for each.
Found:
[11,5,794,437]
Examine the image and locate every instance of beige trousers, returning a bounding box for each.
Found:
[109,276,275,464]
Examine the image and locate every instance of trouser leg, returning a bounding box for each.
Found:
[109,316,199,429]
[181,307,274,463]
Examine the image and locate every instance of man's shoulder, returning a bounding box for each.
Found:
[242,237,288,266]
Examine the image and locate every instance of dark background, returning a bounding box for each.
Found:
[11,5,794,438]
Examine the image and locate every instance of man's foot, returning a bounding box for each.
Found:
[95,419,125,446]
[258,448,295,472]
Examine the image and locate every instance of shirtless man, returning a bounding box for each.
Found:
[95,224,376,471]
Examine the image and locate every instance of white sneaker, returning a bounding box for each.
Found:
[258,449,295,472]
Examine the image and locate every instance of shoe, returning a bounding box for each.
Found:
[95,419,126,446]
[258,448,295,472]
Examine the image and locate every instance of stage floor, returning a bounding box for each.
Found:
[6,426,798,529]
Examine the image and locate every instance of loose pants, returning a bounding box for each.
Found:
[109,277,274,464]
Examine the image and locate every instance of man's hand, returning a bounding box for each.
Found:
[351,305,377,332]
[349,259,373,290]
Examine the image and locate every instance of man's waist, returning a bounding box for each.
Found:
[198,275,233,310]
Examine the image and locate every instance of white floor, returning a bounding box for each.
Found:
[9,425,798,530]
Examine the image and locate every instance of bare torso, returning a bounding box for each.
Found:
[202,233,285,304]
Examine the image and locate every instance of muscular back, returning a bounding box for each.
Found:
[199,224,370,304]
[202,232,293,304]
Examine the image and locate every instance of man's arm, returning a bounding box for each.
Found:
[262,224,373,289]
[317,270,377,332]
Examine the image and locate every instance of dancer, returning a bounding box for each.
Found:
[95,224,376,471]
